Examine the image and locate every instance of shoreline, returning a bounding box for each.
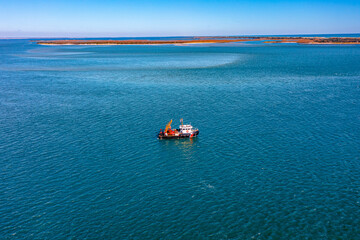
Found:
[36,37,360,46]
[37,41,225,46]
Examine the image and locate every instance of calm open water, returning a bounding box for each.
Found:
[1,39,360,239]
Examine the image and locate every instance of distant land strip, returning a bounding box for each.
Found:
[36,36,360,45]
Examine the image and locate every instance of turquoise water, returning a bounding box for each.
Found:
[1,40,360,239]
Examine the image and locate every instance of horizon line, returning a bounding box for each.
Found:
[1,32,360,40]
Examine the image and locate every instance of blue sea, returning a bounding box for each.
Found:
[1,38,360,239]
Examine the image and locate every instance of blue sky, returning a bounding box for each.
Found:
[0,0,359,37]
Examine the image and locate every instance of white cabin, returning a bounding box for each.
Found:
[179,124,194,134]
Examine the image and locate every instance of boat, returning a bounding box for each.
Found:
[158,119,199,139]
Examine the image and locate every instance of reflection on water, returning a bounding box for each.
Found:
[159,137,198,155]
